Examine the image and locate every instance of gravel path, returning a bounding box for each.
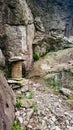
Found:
[14,79,73,130]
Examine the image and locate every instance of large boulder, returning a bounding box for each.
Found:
[29,48,73,89]
[4,25,27,58]
[0,0,34,70]
[4,23,34,71]
[0,49,5,68]
[0,75,16,130]
[0,0,35,71]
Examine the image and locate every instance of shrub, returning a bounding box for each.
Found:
[16,100,22,108]
[12,122,23,130]
[33,104,38,112]
[18,93,24,99]
[33,53,39,61]
[26,92,34,99]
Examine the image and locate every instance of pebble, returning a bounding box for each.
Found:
[64,112,69,116]
[41,120,48,130]
[27,109,34,120]
[55,126,61,130]
[54,102,60,108]
[17,117,23,124]
[49,119,55,125]
[59,99,62,103]
[28,124,33,129]
[23,120,28,126]
[21,86,29,93]
[15,111,20,116]
[22,113,26,117]
[51,116,57,122]
[70,120,73,125]
[51,94,54,97]
[66,120,69,125]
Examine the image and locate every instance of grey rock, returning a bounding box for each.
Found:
[0,0,34,72]
[27,109,34,120]
[5,25,27,58]
[33,36,63,57]
[17,116,23,124]
[41,120,48,130]
[24,23,34,71]
[8,79,19,84]
[59,88,73,97]
[51,116,57,123]
[8,80,22,89]
[28,124,33,129]
[0,75,16,130]
[15,111,20,117]
[9,56,25,62]
[64,112,69,116]
[11,85,21,89]
[23,120,28,126]
[65,120,69,125]
[55,126,61,130]
[27,0,73,58]
[34,17,45,32]
[21,86,29,93]
[27,0,73,38]
[0,49,5,67]
[8,78,29,89]
[5,0,33,25]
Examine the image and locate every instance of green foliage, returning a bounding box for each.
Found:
[16,100,22,108]
[67,96,73,100]
[12,122,23,130]
[33,104,38,112]
[33,53,40,61]
[26,92,34,99]
[71,85,73,90]
[53,85,60,91]
[45,79,60,92]
[18,93,24,99]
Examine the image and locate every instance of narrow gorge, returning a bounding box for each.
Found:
[0,0,73,130]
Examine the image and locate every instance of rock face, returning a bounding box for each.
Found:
[1,0,73,71]
[27,0,73,38]
[0,0,73,71]
[0,75,16,130]
[34,17,45,32]
[33,34,73,57]
[0,0,34,71]
[0,49,5,68]
[29,48,73,89]
[27,0,73,57]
